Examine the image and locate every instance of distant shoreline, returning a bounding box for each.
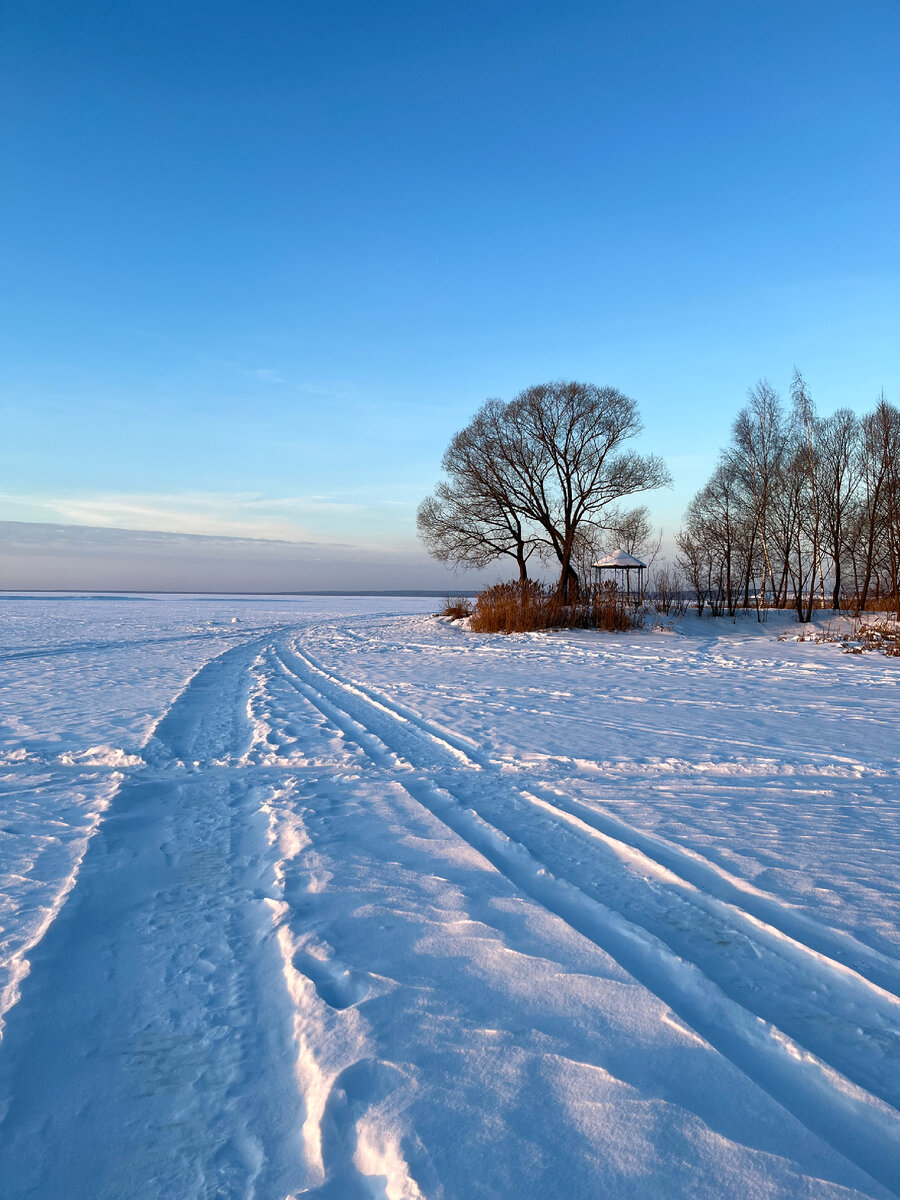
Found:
[0,589,477,598]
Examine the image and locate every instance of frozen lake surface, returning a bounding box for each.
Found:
[0,594,897,1198]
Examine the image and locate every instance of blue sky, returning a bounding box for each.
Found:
[1,0,898,588]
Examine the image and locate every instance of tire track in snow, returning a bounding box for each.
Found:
[284,641,900,1001]
[271,635,900,1197]
[0,635,269,1041]
[0,771,123,1040]
[0,635,313,1199]
[0,624,276,664]
[233,644,429,1198]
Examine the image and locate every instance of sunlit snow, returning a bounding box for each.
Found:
[0,594,896,1198]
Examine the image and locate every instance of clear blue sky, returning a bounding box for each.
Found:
[1,0,898,587]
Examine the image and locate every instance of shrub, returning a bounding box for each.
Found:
[852,620,900,655]
[470,579,636,634]
[441,594,473,620]
[780,617,900,657]
[589,582,634,631]
[649,565,688,617]
[470,580,557,633]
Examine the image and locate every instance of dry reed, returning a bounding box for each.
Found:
[440,595,474,620]
[470,580,636,634]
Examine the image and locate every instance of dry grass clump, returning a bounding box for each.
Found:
[589,583,636,631]
[784,618,900,657]
[470,580,636,634]
[842,620,900,656]
[470,581,559,633]
[440,595,474,620]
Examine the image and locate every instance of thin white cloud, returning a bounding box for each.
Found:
[0,491,320,542]
[240,495,367,514]
[54,500,304,541]
[242,367,287,385]
[0,490,421,550]
[224,359,350,398]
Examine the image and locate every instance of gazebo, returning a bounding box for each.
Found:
[591,549,647,602]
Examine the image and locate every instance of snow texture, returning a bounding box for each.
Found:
[0,594,896,1198]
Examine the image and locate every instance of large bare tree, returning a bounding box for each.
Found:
[504,382,670,601]
[418,382,670,600]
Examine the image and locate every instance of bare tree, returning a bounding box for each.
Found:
[790,370,825,621]
[728,381,788,618]
[883,401,900,619]
[856,395,900,616]
[497,382,670,601]
[767,444,804,610]
[606,505,656,559]
[677,458,757,618]
[819,408,861,609]
[650,563,687,616]
[680,374,897,623]
[855,395,897,613]
[419,382,670,601]
[416,480,535,581]
[418,398,542,580]
[569,506,657,591]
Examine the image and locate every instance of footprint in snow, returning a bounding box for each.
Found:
[292,948,369,1010]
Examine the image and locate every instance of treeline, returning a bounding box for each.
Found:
[677,372,900,621]
[418,374,899,626]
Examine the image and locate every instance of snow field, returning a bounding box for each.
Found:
[0,596,896,1198]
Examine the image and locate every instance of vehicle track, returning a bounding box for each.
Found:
[0,624,277,664]
[289,641,900,996]
[0,636,311,1199]
[271,632,900,1196]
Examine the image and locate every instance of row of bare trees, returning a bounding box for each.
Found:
[676,373,900,621]
[417,381,670,601]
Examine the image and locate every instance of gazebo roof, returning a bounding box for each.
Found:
[591,549,647,569]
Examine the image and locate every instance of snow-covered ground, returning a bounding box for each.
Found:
[0,594,896,1198]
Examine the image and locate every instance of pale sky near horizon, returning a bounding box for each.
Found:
[2,1,898,589]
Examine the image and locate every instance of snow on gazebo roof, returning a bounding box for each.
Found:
[591,549,647,569]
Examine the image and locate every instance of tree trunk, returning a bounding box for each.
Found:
[556,559,579,604]
[831,543,841,612]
